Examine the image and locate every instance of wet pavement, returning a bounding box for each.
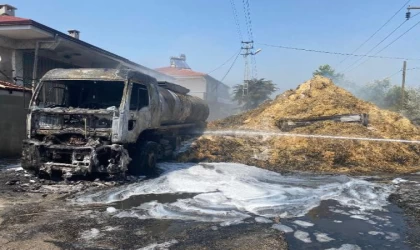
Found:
[0,160,419,249]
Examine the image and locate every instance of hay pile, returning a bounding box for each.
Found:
[178,76,420,174]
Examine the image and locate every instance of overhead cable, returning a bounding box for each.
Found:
[336,0,410,67]
[257,42,420,61]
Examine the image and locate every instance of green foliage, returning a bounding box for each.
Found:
[233,78,276,110]
[312,64,420,122]
[403,87,420,121]
[313,64,344,82]
[356,79,420,120]
[357,79,392,108]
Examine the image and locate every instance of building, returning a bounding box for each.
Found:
[0,80,31,156]
[156,54,234,120]
[0,4,174,88]
[0,4,176,156]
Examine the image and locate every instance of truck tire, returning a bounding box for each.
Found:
[128,141,158,176]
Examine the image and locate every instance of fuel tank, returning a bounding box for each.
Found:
[158,87,209,125]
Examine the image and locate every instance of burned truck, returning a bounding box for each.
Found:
[22,68,209,178]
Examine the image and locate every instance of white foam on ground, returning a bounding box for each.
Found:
[368,231,384,236]
[350,215,369,220]
[138,239,178,250]
[293,220,314,228]
[326,244,362,250]
[80,228,102,241]
[333,220,342,223]
[314,232,334,242]
[76,163,393,224]
[255,217,272,223]
[294,230,311,243]
[102,226,120,231]
[330,209,351,216]
[1,161,21,171]
[106,207,117,213]
[8,166,23,171]
[271,223,294,233]
[392,178,408,184]
[385,232,400,241]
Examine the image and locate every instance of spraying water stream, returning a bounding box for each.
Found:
[200,130,420,144]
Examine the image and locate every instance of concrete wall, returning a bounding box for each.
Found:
[173,75,235,121]
[0,46,14,82]
[174,77,207,100]
[204,76,234,121]
[0,90,31,157]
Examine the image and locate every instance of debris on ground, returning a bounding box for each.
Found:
[178,76,420,174]
[0,166,143,196]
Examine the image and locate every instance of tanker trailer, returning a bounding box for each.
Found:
[22,68,209,178]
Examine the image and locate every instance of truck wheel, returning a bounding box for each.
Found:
[128,141,158,176]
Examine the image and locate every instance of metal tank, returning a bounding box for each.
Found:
[158,86,209,125]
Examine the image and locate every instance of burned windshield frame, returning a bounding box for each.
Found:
[35,80,125,109]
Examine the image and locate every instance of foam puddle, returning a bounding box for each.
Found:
[75,162,409,248]
[76,162,392,222]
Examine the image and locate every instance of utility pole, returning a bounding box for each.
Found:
[240,41,262,96]
[406,6,420,19]
[241,41,253,96]
[401,60,407,110]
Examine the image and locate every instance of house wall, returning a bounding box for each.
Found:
[171,75,234,121]
[0,46,14,82]
[204,76,234,121]
[0,90,31,157]
[174,77,207,100]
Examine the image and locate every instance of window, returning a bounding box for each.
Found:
[130,83,149,110]
[36,80,124,109]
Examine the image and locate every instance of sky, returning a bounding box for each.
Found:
[8,0,420,92]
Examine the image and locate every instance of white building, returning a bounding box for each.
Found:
[156,54,234,120]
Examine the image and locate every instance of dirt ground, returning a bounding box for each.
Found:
[2,164,420,249]
[0,167,288,250]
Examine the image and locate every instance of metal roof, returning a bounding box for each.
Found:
[41,68,156,83]
[0,16,175,83]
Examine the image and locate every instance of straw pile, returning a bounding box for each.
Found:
[177,76,420,174]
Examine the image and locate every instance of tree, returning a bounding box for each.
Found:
[404,87,420,121]
[313,64,344,82]
[232,78,276,110]
[357,79,392,108]
[356,78,419,116]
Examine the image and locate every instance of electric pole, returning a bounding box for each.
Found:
[406,6,420,19]
[401,60,407,110]
[241,41,253,96]
[240,41,262,96]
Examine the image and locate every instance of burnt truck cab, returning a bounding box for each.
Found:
[22,68,208,178]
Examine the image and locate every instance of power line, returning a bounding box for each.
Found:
[336,0,410,67]
[346,19,420,73]
[221,51,241,82]
[257,42,420,60]
[230,0,243,41]
[341,19,408,73]
[385,69,403,79]
[242,0,254,41]
[207,49,241,74]
[375,19,420,55]
[366,66,420,85]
